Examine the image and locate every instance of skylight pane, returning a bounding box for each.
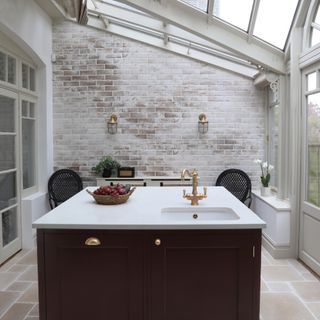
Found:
[213,0,254,31]
[254,0,299,49]
[314,5,320,24]
[311,28,320,47]
[180,0,208,12]
[97,0,146,14]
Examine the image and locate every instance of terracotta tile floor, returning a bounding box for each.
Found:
[0,247,319,319]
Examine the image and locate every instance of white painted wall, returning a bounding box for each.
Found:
[0,0,53,248]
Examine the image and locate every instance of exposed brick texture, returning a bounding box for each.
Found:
[53,21,265,187]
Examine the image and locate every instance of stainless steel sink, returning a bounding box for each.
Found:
[161,207,240,221]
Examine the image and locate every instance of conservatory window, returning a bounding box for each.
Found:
[307,71,317,91]
[21,99,36,190]
[307,92,320,207]
[253,0,299,49]
[311,4,320,47]
[213,0,254,31]
[22,63,36,92]
[304,68,320,207]
[267,88,280,189]
[311,28,320,47]
[180,0,208,11]
[0,51,16,85]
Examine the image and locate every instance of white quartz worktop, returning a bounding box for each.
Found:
[33,187,266,230]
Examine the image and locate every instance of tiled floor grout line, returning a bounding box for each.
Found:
[23,303,38,320]
[0,291,23,319]
[0,250,39,320]
[287,281,319,320]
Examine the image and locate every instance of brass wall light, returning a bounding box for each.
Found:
[107,114,118,134]
[198,113,208,134]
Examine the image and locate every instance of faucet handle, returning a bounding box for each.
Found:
[183,189,186,197]
[203,186,207,196]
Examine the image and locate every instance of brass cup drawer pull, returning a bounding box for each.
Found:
[155,238,161,246]
[85,237,101,246]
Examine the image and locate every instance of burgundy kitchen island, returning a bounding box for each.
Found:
[33,187,265,320]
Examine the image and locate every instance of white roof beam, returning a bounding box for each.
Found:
[89,11,254,68]
[285,0,312,57]
[247,0,260,44]
[88,1,246,58]
[91,0,109,28]
[87,15,257,78]
[207,0,214,21]
[115,0,286,73]
[89,10,253,67]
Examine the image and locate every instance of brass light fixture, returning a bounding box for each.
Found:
[107,114,118,134]
[198,113,208,134]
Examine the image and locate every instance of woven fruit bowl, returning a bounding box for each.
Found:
[87,185,136,205]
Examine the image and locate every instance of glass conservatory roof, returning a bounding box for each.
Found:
[181,0,300,50]
[90,0,300,51]
[77,0,302,74]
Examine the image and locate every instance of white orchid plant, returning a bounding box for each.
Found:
[254,159,274,187]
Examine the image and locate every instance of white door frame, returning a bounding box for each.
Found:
[0,87,22,265]
[299,63,320,274]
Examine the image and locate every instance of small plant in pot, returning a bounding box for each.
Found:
[92,156,121,178]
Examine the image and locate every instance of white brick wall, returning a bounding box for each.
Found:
[53,21,265,187]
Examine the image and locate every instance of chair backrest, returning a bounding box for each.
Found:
[48,169,83,209]
[215,169,252,205]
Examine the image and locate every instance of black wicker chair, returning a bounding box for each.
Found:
[48,169,83,209]
[215,169,252,207]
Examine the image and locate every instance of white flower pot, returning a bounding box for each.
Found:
[261,186,271,197]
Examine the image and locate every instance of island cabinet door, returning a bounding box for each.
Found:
[37,230,144,320]
[148,230,261,320]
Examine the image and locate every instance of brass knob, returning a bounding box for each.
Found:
[85,237,101,246]
[155,238,161,246]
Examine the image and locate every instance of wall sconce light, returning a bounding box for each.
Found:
[198,113,208,134]
[107,114,118,134]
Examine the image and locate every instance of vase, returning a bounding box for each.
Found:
[260,186,271,197]
[102,168,112,178]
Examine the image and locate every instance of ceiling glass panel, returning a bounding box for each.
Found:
[213,0,254,31]
[311,28,320,47]
[180,0,208,12]
[253,0,299,49]
[314,5,320,24]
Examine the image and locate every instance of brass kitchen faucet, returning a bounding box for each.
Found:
[181,169,207,205]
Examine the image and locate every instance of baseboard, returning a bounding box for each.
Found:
[262,234,296,259]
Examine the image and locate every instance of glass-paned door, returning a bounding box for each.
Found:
[307,93,320,206]
[300,67,320,275]
[21,99,36,190]
[0,88,21,264]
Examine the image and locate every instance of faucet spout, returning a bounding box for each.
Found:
[181,168,207,205]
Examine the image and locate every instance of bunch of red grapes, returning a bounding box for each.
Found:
[94,184,128,196]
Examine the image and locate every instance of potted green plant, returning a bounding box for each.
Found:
[92,156,121,178]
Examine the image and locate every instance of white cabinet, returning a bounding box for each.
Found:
[96,176,191,187]
[251,190,291,258]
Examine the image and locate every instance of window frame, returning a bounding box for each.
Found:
[20,94,38,196]
[266,84,280,193]
[20,60,36,94]
[0,46,38,198]
[0,48,18,91]
[302,63,320,208]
